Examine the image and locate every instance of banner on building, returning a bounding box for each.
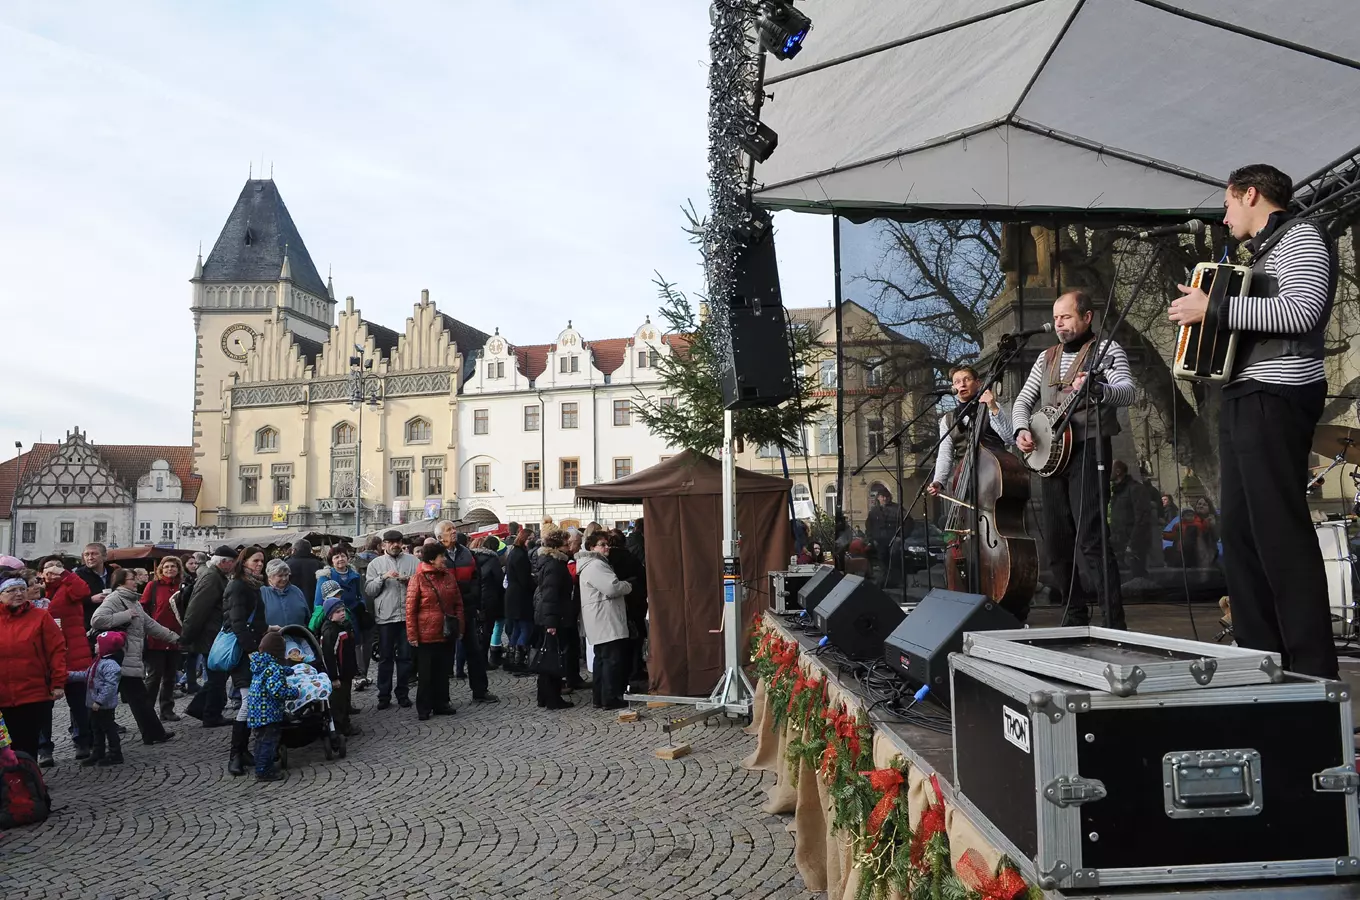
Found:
[271,504,289,528]
[424,499,442,520]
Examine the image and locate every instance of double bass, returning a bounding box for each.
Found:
[940,404,1038,618]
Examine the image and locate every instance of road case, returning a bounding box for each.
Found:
[949,653,1360,890]
[962,626,1282,695]
[770,567,821,613]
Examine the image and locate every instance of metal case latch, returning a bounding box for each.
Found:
[1188,657,1217,685]
[1043,774,1107,808]
[1162,749,1262,818]
[1314,765,1360,794]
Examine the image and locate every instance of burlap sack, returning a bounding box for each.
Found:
[762,717,797,814]
[741,680,778,771]
[793,756,828,891]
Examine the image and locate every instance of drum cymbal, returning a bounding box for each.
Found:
[1313,424,1360,463]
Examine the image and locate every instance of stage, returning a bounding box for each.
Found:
[747,611,1360,899]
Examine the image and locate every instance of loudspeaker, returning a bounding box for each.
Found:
[813,575,906,660]
[883,588,1020,702]
[720,303,795,409]
[796,566,841,613]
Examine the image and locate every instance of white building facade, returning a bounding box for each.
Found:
[457,319,683,529]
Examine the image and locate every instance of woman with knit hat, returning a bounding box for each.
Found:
[0,576,66,760]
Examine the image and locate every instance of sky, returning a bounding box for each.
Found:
[0,1,833,457]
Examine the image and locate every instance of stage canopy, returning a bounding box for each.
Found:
[754,0,1360,219]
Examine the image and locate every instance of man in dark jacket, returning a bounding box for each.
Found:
[180,546,237,727]
[286,540,324,600]
[607,531,647,685]
[473,538,506,669]
[436,522,498,703]
[1108,461,1152,579]
[625,519,645,567]
[73,542,119,633]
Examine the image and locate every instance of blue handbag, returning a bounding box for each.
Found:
[206,606,257,672]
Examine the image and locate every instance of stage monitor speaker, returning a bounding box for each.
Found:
[813,575,905,660]
[883,588,1020,702]
[720,303,795,409]
[796,566,842,613]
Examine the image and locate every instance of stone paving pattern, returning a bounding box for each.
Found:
[0,670,807,900]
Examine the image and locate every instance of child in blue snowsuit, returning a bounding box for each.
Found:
[246,631,298,782]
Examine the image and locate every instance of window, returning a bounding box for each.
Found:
[92,521,107,543]
[255,426,279,453]
[637,349,659,368]
[330,454,354,498]
[161,522,175,542]
[524,461,541,491]
[240,464,260,504]
[423,456,445,498]
[560,355,579,373]
[136,521,150,543]
[524,405,540,431]
[792,483,812,502]
[20,522,35,544]
[819,359,837,387]
[613,399,632,426]
[391,458,414,498]
[868,418,885,454]
[473,409,488,435]
[561,402,578,429]
[824,482,838,516]
[405,417,432,444]
[561,458,580,489]
[486,360,505,379]
[155,476,164,492]
[474,464,491,493]
[866,357,885,388]
[272,463,292,503]
[758,443,780,459]
[333,422,356,446]
[816,417,837,456]
[613,457,633,479]
[660,397,677,410]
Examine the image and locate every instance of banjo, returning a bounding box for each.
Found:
[1022,344,1100,478]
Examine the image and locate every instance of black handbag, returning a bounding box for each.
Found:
[528,632,566,678]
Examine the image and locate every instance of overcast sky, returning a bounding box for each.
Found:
[0,2,832,457]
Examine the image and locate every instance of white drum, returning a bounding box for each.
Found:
[1314,522,1356,638]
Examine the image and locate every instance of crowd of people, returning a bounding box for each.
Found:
[0,517,648,785]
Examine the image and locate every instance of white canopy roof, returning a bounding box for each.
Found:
[753,0,1360,219]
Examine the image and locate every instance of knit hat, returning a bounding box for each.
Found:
[0,556,25,571]
[258,631,287,661]
[96,631,126,658]
[265,558,290,578]
[0,577,26,594]
[211,544,237,559]
[320,580,343,601]
[321,593,346,623]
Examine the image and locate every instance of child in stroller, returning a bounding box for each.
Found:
[276,624,346,764]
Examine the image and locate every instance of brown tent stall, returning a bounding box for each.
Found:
[575,450,793,697]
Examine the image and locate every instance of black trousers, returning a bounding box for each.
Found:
[144,649,181,714]
[90,708,122,759]
[375,622,412,702]
[186,667,228,721]
[414,643,452,715]
[1221,389,1338,678]
[1040,438,1126,629]
[120,677,167,743]
[331,680,352,734]
[592,639,628,707]
[42,681,92,753]
[1,701,51,759]
[559,624,583,685]
[460,615,490,699]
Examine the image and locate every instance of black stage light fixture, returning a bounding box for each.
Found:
[757,1,812,61]
[732,206,773,247]
[738,116,778,163]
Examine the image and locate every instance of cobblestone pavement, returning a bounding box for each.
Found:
[0,670,805,900]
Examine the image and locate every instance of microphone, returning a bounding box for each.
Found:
[1004,323,1053,339]
[1137,220,1206,239]
[924,388,956,396]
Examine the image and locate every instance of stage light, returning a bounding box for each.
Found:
[732,207,772,247]
[737,116,778,163]
[757,1,811,60]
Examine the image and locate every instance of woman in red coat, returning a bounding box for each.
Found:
[0,577,66,760]
[40,559,93,759]
[141,556,185,722]
[405,542,463,721]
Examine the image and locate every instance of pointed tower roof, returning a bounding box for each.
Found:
[202,179,328,299]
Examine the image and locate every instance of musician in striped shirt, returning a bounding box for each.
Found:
[1169,164,1339,680]
[1013,290,1134,630]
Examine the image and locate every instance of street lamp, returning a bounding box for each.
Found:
[349,345,381,539]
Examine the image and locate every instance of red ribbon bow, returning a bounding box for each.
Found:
[957,849,1029,900]
[909,773,947,869]
[859,767,906,836]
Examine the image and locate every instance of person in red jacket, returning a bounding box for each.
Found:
[405,542,464,721]
[0,577,67,760]
[40,559,94,760]
[141,556,186,723]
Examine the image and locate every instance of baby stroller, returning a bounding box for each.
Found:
[276,625,347,766]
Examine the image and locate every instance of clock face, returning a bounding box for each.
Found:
[221,324,258,362]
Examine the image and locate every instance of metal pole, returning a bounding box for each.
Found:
[538,390,546,526]
[355,373,364,540]
[833,216,845,520]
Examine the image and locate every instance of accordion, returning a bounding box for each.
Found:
[1173,262,1253,384]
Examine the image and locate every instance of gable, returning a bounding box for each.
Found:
[17,436,133,508]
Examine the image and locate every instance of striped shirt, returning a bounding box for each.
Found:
[931,405,1014,486]
[1229,222,1332,386]
[1011,338,1135,435]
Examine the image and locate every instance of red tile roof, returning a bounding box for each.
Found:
[588,337,631,375]
[507,332,691,380]
[0,441,201,512]
[513,344,553,381]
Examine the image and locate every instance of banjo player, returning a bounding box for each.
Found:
[1013,290,1134,629]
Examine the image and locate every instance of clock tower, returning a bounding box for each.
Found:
[191,178,336,521]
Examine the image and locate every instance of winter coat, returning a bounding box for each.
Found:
[364,552,418,624]
[504,545,535,622]
[314,566,364,613]
[286,547,325,600]
[608,545,648,623]
[83,657,123,709]
[445,544,481,616]
[0,600,67,707]
[625,529,646,568]
[224,577,268,689]
[319,617,358,680]
[180,564,230,655]
[473,548,505,621]
[576,550,632,645]
[533,548,573,630]
[245,651,298,728]
[73,564,118,633]
[44,570,93,673]
[260,583,311,628]
[141,577,183,651]
[405,563,464,646]
[90,587,180,679]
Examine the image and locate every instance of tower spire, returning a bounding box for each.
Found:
[193,242,203,280]
[279,241,293,281]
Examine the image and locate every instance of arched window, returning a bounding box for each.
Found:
[255,427,279,453]
[792,483,812,502]
[405,417,433,444]
[333,421,356,446]
[823,482,838,516]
